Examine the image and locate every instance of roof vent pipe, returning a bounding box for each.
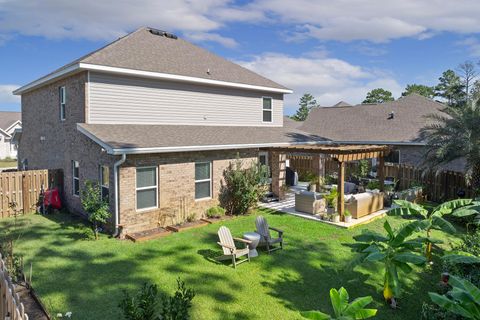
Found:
[388,111,395,120]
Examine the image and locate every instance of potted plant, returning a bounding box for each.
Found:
[308,175,318,192]
[324,187,338,214]
[331,213,340,223]
[344,209,352,223]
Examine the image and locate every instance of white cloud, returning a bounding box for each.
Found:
[0,85,20,105]
[458,37,480,57]
[251,0,480,42]
[238,53,402,114]
[184,32,238,48]
[2,0,480,46]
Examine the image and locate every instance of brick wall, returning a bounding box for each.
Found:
[18,72,117,215]
[118,149,258,234]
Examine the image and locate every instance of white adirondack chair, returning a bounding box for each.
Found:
[255,216,284,253]
[216,226,251,268]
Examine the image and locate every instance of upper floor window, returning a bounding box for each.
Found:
[195,162,212,200]
[59,86,66,121]
[262,97,272,122]
[99,165,109,201]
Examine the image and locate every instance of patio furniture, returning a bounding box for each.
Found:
[295,191,326,214]
[243,232,261,257]
[255,216,284,253]
[216,226,251,268]
[344,191,384,219]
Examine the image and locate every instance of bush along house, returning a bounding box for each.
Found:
[13,27,324,237]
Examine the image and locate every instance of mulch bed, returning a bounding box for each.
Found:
[125,227,172,242]
[200,215,236,224]
[15,284,50,320]
[166,220,210,232]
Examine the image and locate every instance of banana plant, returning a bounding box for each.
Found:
[452,198,480,229]
[429,275,480,319]
[300,287,377,320]
[387,199,472,261]
[350,220,426,306]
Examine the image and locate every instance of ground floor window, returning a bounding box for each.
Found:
[72,160,79,196]
[136,167,158,210]
[195,162,212,200]
[99,165,109,201]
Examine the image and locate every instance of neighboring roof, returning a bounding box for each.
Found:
[0,112,21,132]
[78,123,328,155]
[283,116,304,129]
[300,94,446,144]
[332,101,352,107]
[14,27,291,95]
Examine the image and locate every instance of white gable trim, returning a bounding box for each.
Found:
[5,120,22,134]
[14,63,293,95]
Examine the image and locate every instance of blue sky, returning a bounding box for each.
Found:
[1,0,480,115]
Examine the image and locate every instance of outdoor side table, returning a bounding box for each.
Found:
[243,232,261,258]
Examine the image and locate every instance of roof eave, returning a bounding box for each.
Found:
[14,63,293,95]
[77,124,328,155]
[331,140,426,146]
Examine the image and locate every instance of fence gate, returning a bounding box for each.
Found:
[0,169,63,218]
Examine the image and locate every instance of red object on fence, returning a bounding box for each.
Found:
[44,188,61,209]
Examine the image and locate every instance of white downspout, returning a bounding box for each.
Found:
[113,153,126,237]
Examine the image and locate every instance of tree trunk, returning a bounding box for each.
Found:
[471,162,480,193]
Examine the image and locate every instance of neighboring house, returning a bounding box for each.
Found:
[13,27,323,236]
[0,112,21,160]
[299,94,465,171]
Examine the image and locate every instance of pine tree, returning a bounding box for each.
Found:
[291,93,318,121]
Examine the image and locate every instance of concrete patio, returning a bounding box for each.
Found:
[259,183,388,228]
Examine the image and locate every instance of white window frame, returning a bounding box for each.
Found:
[195,161,212,201]
[59,86,66,121]
[99,165,109,200]
[262,96,273,123]
[135,166,158,211]
[72,160,79,196]
[258,151,269,167]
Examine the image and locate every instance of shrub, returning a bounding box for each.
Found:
[219,157,268,215]
[205,206,225,219]
[81,180,111,240]
[119,279,195,320]
[119,283,158,320]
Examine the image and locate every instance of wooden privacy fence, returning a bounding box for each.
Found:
[288,155,473,202]
[384,163,475,202]
[0,169,63,218]
[0,254,29,320]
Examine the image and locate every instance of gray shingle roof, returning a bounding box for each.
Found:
[48,27,288,91]
[300,94,446,144]
[332,101,352,107]
[283,116,304,129]
[78,123,328,154]
[0,112,21,131]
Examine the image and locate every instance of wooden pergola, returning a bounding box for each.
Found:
[265,144,391,221]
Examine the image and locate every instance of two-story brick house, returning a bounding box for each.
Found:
[14,27,323,236]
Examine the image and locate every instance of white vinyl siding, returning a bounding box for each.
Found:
[195,162,212,200]
[136,167,158,210]
[88,72,284,126]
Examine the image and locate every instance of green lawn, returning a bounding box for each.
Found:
[0,160,17,168]
[2,210,462,320]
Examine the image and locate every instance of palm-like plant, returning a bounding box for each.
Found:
[420,101,480,191]
[452,198,480,227]
[429,275,480,319]
[350,220,426,306]
[301,287,377,320]
[387,199,472,261]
